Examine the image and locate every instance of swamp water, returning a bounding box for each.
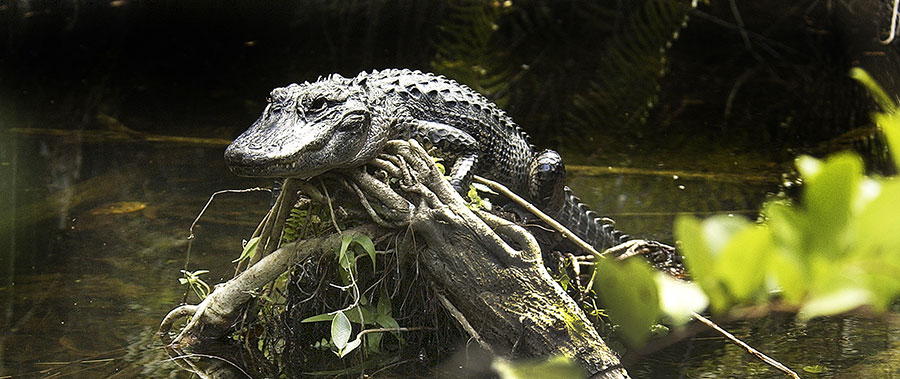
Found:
[2,1,899,377]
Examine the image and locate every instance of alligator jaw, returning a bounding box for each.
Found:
[223,147,328,178]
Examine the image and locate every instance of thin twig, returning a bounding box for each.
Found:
[692,311,800,378]
[188,187,271,241]
[472,175,605,259]
[320,179,343,234]
[882,0,900,44]
[435,291,493,353]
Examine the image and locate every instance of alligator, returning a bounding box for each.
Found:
[225,69,678,265]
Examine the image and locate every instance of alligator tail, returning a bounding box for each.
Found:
[556,186,629,252]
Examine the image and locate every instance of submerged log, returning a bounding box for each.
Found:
[160,139,628,378]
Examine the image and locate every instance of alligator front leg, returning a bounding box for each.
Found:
[528,149,566,211]
[408,120,480,194]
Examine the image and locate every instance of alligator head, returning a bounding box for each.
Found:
[225,73,388,178]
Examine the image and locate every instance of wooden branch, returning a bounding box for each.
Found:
[692,312,800,378]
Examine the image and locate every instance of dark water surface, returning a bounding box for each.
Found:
[2,1,899,377]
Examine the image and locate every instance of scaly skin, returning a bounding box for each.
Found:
[225,69,631,251]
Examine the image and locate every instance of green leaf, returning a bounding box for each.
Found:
[799,287,871,320]
[767,248,808,303]
[763,201,805,256]
[875,112,900,171]
[656,273,708,326]
[857,180,900,254]
[232,236,260,264]
[352,234,377,271]
[375,314,400,331]
[714,225,771,301]
[674,216,713,279]
[366,331,383,353]
[675,215,744,311]
[850,68,896,113]
[376,293,392,317]
[795,155,822,180]
[701,215,751,255]
[802,153,863,258]
[345,305,373,325]
[331,311,352,350]
[338,233,353,271]
[593,258,659,346]
[301,313,336,323]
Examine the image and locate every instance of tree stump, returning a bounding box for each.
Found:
[160,139,628,378]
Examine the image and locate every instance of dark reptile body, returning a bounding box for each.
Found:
[226,68,628,252]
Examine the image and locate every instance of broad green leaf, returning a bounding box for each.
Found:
[802,153,863,258]
[857,180,900,255]
[655,273,708,326]
[768,249,808,303]
[674,216,713,279]
[376,292,392,317]
[799,287,871,320]
[352,234,377,271]
[345,305,373,325]
[700,215,751,255]
[593,258,659,346]
[763,201,804,254]
[232,236,260,263]
[795,155,822,180]
[714,225,771,301]
[301,313,336,323]
[676,215,746,311]
[331,311,352,350]
[366,331,383,353]
[375,314,400,331]
[864,268,900,312]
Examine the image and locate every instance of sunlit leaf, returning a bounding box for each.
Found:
[232,236,260,264]
[763,201,805,255]
[675,215,743,311]
[795,155,822,180]
[850,68,896,113]
[656,273,708,326]
[856,180,900,255]
[714,225,771,301]
[674,216,713,278]
[802,153,863,258]
[876,112,900,170]
[767,249,808,303]
[594,258,659,346]
[701,215,751,255]
[798,287,871,320]
[331,311,352,350]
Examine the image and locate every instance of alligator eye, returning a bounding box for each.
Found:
[309,96,328,112]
